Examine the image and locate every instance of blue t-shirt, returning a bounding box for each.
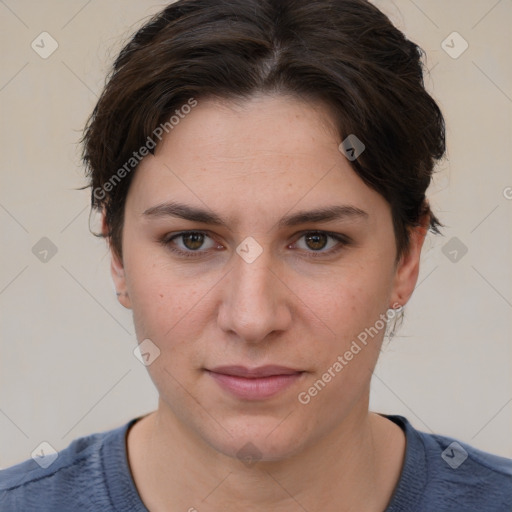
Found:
[1,414,511,511]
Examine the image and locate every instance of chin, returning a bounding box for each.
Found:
[199,415,313,464]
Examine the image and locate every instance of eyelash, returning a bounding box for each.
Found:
[159,230,351,259]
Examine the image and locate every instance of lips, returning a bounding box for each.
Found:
[208,365,301,378]
[206,365,304,400]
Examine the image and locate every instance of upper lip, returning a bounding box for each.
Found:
[207,365,302,378]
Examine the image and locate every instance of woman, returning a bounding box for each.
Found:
[2,0,511,510]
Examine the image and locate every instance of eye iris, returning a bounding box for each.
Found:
[183,232,204,250]
[305,233,327,251]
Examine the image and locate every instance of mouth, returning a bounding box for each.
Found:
[205,365,305,400]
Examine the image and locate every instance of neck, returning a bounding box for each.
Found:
[127,399,405,512]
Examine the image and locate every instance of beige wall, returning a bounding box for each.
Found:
[1,0,511,468]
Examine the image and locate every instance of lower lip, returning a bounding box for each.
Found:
[207,371,303,400]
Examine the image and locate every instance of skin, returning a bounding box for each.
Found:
[108,94,427,511]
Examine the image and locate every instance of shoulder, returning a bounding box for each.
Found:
[384,415,512,512]
[0,420,135,512]
[424,428,512,499]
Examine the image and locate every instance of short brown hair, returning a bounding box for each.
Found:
[82,0,445,261]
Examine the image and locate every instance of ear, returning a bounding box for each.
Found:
[102,210,132,310]
[389,215,429,308]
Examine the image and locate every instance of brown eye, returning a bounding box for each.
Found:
[181,232,205,250]
[304,232,328,251]
[291,231,350,259]
[162,231,219,257]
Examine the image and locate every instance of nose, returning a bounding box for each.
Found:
[217,246,293,344]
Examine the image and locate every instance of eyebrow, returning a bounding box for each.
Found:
[142,201,368,229]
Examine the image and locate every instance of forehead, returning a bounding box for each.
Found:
[126,94,389,225]
[156,95,339,170]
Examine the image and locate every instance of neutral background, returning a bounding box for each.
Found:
[1,0,511,468]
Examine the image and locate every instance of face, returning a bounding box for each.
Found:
[110,94,424,461]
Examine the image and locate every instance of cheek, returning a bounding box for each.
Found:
[293,262,394,405]
[124,257,203,342]
[295,278,390,415]
[124,257,225,378]
[295,261,393,336]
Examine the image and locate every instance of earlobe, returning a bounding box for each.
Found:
[102,209,132,309]
[389,220,428,308]
[110,250,132,309]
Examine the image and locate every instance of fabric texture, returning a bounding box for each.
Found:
[1,414,511,511]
